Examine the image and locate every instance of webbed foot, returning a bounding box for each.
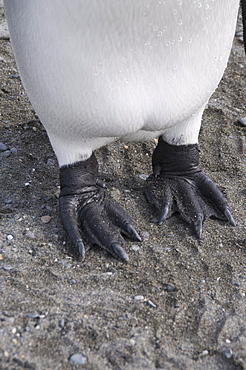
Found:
[145,137,235,238]
[59,153,141,260]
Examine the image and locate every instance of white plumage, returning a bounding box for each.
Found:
[4,0,239,166]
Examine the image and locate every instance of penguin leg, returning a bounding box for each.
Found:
[145,137,235,238]
[59,153,141,261]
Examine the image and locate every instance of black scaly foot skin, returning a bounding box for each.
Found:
[59,153,141,261]
[145,137,236,238]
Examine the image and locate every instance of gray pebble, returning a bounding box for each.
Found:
[134,295,144,301]
[6,234,14,241]
[139,174,149,181]
[147,300,157,308]
[2,150,11,158]
[2,265,13,271]
[25,230,35,239]
[5,199,12,204]
[238,117,246,126]
[10,147,18,154]
[166,284,175,292]
[47,158,55,166]
[223,348,233,359]
[0,142,8,151]
[131,245,140,251]
[27,313,39,319]
[58,319,65,328]
[69,353,87,365]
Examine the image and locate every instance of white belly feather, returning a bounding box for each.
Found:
[4,0,239,165]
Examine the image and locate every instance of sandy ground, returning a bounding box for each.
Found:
[1,4,246,370]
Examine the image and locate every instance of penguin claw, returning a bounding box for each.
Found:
[158,203,169,224]
[193,215,203,239]
[77,239,85,259]
[125,223,142,242]
[223,206,236,227]
[110,243,129,262]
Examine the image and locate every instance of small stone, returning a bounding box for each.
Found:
[201,350,209,356]
[223,348,233,359]
[25,230,35,239]
[25,182,30,187]
[2,265,13,271]
[2,150,11,157]
[6,234,14,241]
[166,284,175,292]
[58,319,65,328]
[69,353,87,365]
[12,327,17,334]
[139,174,149,181]
[41,215,52,224]
[27,313,39,319]
[46,158,55,166]
[238,117,246,126]
[147,300,157,308]
[10,148,17,154]
[0,142,8,151]
[131,245,140,251]
[134,295,144,301]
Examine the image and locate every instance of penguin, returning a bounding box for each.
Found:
[4,0,242,261]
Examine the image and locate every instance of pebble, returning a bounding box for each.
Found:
[6,234,14,241]
[200,350,209,356]
[25,230,35,239]
[69,353,87,365]
[2,265,13,271]
[58,319,65,328]
[238,117,246,126]
[46,158,55,166]
[223,348,233,359]
[41,215,52,224]
[134,295,144,301]
[0,142,8,151]
[10,147,17,154]
[2,150,11,158]
[139,174,149,181]
[27,313,39,319]
[131,245,140,251]
[166,284,175,292]
[147,300,157,308]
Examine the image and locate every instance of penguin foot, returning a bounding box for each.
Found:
[59,153,141,261]
[145,138,235,238]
